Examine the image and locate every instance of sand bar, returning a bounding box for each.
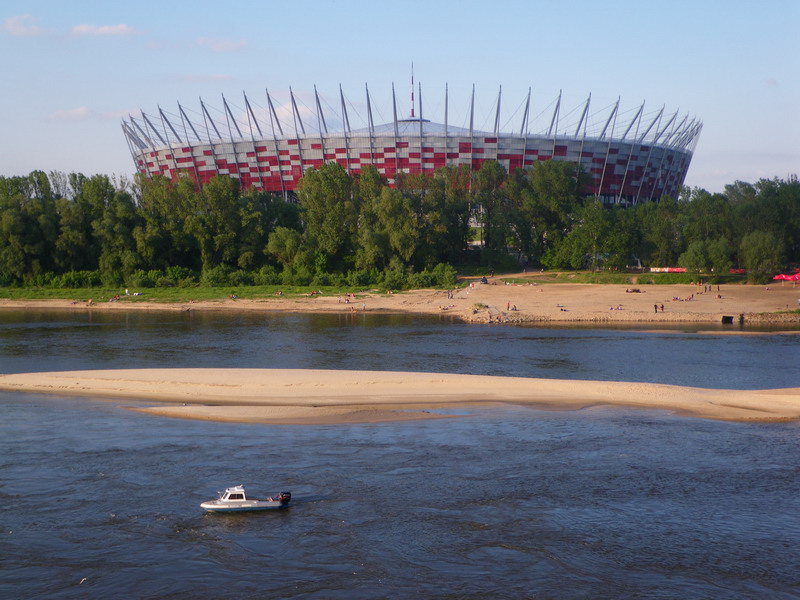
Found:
[1,279,799,327]
[1,368,798,424]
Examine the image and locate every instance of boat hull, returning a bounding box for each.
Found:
[201,487,290,512]
[200,500,287,512]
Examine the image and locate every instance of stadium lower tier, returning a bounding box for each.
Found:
[133,133,692,202]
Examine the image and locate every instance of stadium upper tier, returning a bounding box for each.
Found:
[122,84,702,202]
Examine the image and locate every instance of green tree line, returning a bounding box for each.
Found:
[1,162,798,288]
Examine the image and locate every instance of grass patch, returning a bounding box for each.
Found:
[495,271,749,286]
[0,284,382,303]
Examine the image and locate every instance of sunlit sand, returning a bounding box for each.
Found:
[1,280,798,326]
[1,368,798,425]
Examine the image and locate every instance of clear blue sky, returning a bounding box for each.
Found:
[1,0,797,193]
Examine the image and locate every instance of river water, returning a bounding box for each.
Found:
[1,310,799,599]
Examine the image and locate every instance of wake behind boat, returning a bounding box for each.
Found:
[200,485,291,512]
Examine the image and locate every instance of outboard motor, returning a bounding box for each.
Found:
[277,492,291,506]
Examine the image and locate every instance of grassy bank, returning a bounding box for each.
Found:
[0,271,755,303]
[0,285,367,303]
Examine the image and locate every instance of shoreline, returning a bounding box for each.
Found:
[1,279,799,329]
[1,368,799,425]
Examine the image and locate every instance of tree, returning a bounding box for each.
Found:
[437,165,472,262]
[740,230,784,282]
[297,163,358,267]
[0,174,59,280]
[54,174,114,272]
[603,205,638,270]
[93,189,142,281]
[266,226,303,267]
[640,196,684,267]
[682,188,733,246]
[678,240,709,273]
[708,236,733,275]
[521,160,582,264]
[374,187,418,264]
[134,175,199,270]
[472,161,508,251]
[184,175,242,270]
[544,199,609,270]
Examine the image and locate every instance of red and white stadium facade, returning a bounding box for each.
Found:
[122,84,701,203]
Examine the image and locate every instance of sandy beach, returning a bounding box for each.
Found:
[2,278,799,327]
[1,368,799,425]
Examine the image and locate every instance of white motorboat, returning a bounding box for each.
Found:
[200,485,291,512]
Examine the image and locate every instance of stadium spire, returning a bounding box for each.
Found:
[410,62,415,119]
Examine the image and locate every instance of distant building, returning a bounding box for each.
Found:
[122,83,701,203]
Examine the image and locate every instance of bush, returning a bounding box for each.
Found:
[200,265,234,286]
[408,270,435,289]
[100,270,123,287]
[54,270,102,288]
[229,270,254,286]
[126,269,155,288]
[326,272,347,287]
[280,265,313,286]
[164,266,196,285]
[311,273,331,287]
[380,269,408,290]
[155,276,175,288]
[346,269,372,287]
[432,263,457,287]
[24,272,56,287]
[253,265,280,285]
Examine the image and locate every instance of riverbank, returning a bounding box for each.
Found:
[1,277,799,326]
[1,368,798,424]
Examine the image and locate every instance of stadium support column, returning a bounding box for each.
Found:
[266,89,287,200]
[634,107,663,203]
[314,86,328,170]
[597,98,619,203]
[339,85,352,176]
[548,90,561,159]
[660,114,690,199]
[140,110,167,179]
[130,117,155,157]
[574,94,591,183]
[418,82,424,174]
[222,95,245,187]
[244,91,268,191]
[289,87,306,181]
[178,103,203,186]
[122,120,147,179]
[157,106,182,181]
[648,111,677,200]
[200,98,223,183]
[391,83,400,179]
[617,102,644,204]
[366,83,376,166]
[492,86,501,163]
[520,87,531,167]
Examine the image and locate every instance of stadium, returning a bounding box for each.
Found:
[121,83,702,203]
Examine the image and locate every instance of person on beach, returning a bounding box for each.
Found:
[654,304,658,313]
